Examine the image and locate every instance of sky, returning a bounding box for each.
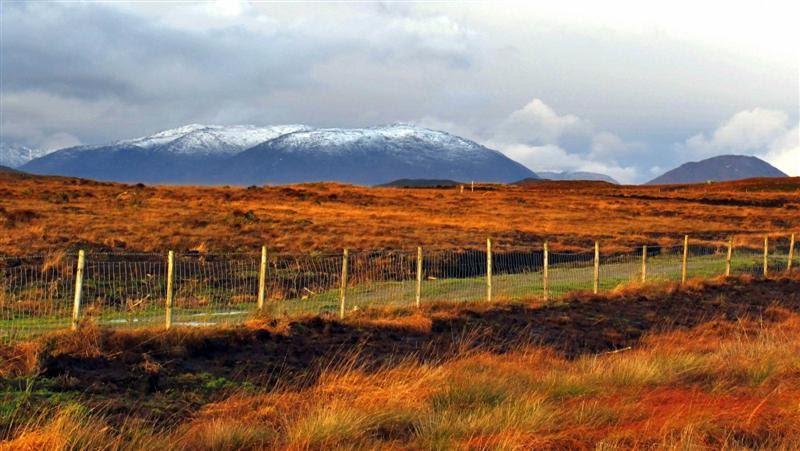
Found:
[0,0,798,183]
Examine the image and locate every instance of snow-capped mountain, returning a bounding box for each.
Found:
[216,124,536,185]
[270,125,487,158]
[119,124,311,155]
[21,123,537,185]
[21,124,311,183]
[0,142,50,168]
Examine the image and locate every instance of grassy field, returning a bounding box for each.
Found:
[2,274,800,449]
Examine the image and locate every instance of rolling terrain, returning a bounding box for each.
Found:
[0,172,798,256]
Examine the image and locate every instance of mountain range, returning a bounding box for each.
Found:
[17,124,536,185]
[646,155,787,185]
[1,125,790,186]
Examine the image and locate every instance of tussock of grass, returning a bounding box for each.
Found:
[174,418,276,451]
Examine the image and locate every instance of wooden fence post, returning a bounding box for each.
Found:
[788,233,795,271]
[165,250,174,330]
[593,241,600,294]
[725,236,733,277]
[416,246,423,307]
[71,250,85,331]
[257,245,267,310]
[543,241,549,301]
[763,235,769,277]
[681,235,689,285]
[486,238,492,302]
[339,249,349,320]
[641,245,647,282]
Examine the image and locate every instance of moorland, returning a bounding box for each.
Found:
[1,173,798,256]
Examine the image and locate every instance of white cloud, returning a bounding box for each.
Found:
[493,98,590,145]
[501,143,638,184]
[589,131,643,160]
[680,108,799,175]
[474,98,643,182]
[207,0,246,18]
[761,126,799,176]
[683,109,789,155]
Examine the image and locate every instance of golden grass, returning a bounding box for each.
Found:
[1,174,798,255]
[141,318,800,448]
[3,277,800,449]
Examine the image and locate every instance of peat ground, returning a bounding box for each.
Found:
[2,273,799,432]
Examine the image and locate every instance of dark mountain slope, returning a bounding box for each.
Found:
[648,155,787,185]
[215,125,537,185]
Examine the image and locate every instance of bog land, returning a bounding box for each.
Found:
[1,172,798,255]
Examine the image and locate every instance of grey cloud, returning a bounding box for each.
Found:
[1,2,480,147]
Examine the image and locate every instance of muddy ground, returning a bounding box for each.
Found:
[2,274,800,429]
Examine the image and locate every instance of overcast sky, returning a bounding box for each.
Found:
[1,0,797,182]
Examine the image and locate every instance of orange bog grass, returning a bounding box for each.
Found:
[1,173,798,256]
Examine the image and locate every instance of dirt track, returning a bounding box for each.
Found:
[5,274,800,425]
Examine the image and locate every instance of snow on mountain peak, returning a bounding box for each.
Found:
[118,124,312,155]
[272,124,482,157]
[121,124,210,148]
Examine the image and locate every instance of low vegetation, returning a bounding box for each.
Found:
[0,173,798,255]
[2,274,800,449]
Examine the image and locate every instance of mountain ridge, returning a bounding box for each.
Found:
[215,124,537,185]
[21,123,538,185]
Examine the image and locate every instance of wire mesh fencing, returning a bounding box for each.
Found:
[1,233,798,342]
[0,255,76,341]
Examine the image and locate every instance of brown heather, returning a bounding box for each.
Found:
[2,172,800,449]
[0,173,798,256]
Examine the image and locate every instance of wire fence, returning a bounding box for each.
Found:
[1,233,797,342]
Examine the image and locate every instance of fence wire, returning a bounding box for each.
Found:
[0,255,75,341]
[1,235,798,342]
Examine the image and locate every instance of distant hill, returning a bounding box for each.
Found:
[647,155,787,185]
[0,164,19,174]
[512,177,547,184]
[377,178,462,188]
[536,171,618,184]
[22,124,537,185]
